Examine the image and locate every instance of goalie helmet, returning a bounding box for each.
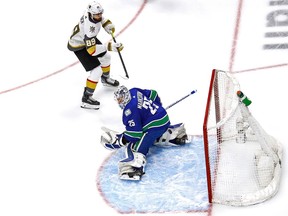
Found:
[87,1,104,15]
[114,85,131,109]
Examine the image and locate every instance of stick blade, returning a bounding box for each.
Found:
[119,74,129,80]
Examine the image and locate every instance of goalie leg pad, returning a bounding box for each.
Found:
[119,143,146,168]
[118,143,146,180]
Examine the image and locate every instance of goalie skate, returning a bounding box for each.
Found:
[155,123,190,146]
[119,166,145,181]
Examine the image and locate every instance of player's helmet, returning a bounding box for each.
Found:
[87,1,104,15]
[114,85,131,109]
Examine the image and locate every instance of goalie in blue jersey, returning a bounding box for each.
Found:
[101,85,188,180]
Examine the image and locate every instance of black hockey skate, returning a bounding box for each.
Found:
[169,134,188,145]
[154,123,190,146]
[119,166,145,181]
[101,76,119,87]
[81,88,100,110]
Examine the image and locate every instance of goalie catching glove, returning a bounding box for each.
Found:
[100,130,130,150]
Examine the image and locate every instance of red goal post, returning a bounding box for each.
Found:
[203,69,283,206]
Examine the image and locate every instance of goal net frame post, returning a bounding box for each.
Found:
[202,69,283,206]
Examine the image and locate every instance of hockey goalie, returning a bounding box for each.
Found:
[100,85,190,181]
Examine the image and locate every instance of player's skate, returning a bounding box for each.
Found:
[81,87,100,110]
[118,144,146,181]
[119,166,145,181]
[101,76,119,87]
[154,123,190,146]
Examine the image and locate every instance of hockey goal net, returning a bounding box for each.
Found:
[203,69,283,206]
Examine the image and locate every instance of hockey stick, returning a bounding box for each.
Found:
[165,89,197,110]
[111,32,129,79]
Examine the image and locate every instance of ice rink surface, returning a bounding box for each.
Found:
[0,0,287,215]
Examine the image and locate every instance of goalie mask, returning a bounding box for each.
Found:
[114,85,131,109]
[87,1,104,15]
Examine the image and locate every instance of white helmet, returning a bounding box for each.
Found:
[87,1,104,15]
[114,85,131,109]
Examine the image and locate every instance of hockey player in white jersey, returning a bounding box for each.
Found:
[67,1,124,110]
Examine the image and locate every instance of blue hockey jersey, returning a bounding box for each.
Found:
[121,88,170,144]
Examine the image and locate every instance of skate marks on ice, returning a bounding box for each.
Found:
[96,136,210,214]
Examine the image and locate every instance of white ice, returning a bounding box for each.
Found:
[0,0,287,215]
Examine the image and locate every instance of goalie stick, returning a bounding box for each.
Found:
[165,89,197,110]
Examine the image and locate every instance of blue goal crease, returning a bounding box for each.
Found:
[97,136,210,213]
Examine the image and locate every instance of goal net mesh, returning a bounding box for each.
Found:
[203,69,283,206]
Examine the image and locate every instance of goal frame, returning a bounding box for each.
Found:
[202,69,282,206]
